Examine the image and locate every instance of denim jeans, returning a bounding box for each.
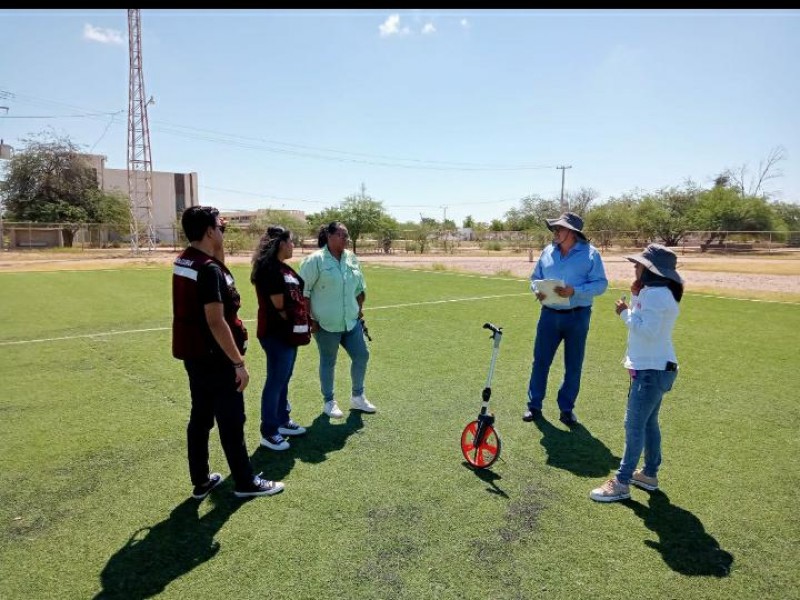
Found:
[616,369,678,485]
[314,322,369,403]
[527,306,592,412]
[259,336,298,437]
[184,358,254,488]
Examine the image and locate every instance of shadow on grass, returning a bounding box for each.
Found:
[460,461,509,498]
[622,490,734,577]
[94,494,241,599]
[533,418,621,477]
[95,411,366,599]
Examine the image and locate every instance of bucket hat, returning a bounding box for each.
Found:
[626,244,684,284]
[545,212,587,241]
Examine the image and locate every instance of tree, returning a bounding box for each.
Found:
[0,132,128,246]
[566,187,598,216]
[584,195,639,248]
[306,206,344,236]
[634,183,699,246]
[376,214,400,253]
[691,186,776,250]
[504,194,560,231]
[248,209,307,244]
[770,201,800,232]
[462,215,475,229]
[306,184,391,253]
[723,145,787,198]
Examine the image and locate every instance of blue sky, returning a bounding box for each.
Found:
[1,9,798,225]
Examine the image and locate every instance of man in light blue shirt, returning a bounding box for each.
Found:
[524,212,608,427]
[299,221,376,419]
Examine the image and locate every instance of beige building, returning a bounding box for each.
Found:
[85,154,199,243]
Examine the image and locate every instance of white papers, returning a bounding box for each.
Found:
[531,279,570,307]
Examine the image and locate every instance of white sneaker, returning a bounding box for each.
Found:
[350,394,377,413]
[323,400,344,419]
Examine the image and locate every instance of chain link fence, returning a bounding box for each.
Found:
[2,222,798,256]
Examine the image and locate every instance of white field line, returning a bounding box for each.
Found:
[0,292,530,347]
[2,272,797,347]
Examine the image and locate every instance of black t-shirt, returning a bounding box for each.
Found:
[254,262,304,340]
[197,262,230,305]
[197,262,244,356]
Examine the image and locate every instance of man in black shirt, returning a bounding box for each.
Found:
[173,206,284,499]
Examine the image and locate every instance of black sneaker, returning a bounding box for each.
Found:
[277,420,307,436]
[234,473,285,498]
[192,472,224,500]
[559,411,579,427]
[522,408,542,422]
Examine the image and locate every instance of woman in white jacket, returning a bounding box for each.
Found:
[591,244,685,502]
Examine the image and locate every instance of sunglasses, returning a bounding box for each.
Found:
[216,222,227,234]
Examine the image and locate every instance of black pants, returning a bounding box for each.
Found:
[184,358,254,488]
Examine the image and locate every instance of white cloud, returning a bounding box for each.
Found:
[83,23,124,45]
[460,18,470,29]
[379,14,410,37]
[422,22,436,35]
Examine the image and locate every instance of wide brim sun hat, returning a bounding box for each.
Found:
[626,243,684,284]
[545,212,587,241]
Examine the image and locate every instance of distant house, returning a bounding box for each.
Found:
[220,208,306,229]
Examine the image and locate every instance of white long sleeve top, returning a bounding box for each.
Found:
[619,286,679,370]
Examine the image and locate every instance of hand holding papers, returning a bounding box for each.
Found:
[532,279,571,307]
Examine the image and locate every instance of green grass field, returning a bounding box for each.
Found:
[1,264,798,599]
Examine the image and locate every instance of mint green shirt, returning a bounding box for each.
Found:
[299,246,366,333]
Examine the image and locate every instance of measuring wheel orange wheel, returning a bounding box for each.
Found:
[460,419,502,469]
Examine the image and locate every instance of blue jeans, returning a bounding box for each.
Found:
[527,306,592,412]
[259,336,298,437]
[314,322,369,403]
[616,369,678,485]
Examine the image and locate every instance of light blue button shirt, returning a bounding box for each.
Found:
[531,241,608,308]
[299,246,366,333]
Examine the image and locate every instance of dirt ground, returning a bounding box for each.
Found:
[354,253,800,295]
[2,249,799,295]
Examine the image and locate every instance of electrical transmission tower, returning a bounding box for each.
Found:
[127,9,155,253]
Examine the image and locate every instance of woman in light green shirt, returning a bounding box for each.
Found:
[299,222,377,419]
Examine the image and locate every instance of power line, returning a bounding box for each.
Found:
[201,183,522,211]
[0,111,122,119]
[0,88,560,172]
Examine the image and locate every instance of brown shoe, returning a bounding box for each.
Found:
[631,469,659,491]
[589,478,631,503]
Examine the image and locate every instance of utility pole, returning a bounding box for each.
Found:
[127,9,155,254]
[440,205,448,225]
[556,165,572,212]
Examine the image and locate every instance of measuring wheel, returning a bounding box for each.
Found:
[461,418,502,469]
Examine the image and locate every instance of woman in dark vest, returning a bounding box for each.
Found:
[251,226,311,452]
